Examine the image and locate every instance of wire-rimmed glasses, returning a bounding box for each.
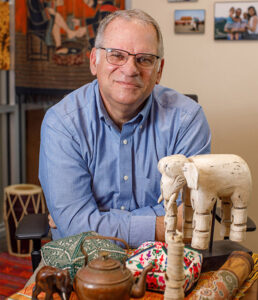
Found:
[98,47,160,68]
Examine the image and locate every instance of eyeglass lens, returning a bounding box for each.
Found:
[106,49,158,68]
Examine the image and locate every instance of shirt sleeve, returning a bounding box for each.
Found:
[176,105,211,157]
[39,109,155,248]
[174,105,211,205]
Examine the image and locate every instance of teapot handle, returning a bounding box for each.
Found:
[80,235,130,266]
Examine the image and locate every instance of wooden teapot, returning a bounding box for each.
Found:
[73,236,153,300]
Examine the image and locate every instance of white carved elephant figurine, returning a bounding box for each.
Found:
[158,155,187,242]
[158,154,252,249]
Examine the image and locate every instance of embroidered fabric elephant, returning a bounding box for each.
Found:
[158,154,252,249]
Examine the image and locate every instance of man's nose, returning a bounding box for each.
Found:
[121,55,140,75]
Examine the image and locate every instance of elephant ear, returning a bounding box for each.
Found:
[183,162,199,190]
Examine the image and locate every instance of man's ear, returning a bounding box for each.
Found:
[156,58,164,84]
[90,48,97,76]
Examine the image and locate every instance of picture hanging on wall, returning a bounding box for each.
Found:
[174,9,205,34]
[168,0,197,2]
[214,2,258,40]
[0,0,10,70]
[15,0,125,95]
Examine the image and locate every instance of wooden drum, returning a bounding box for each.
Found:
[3,184,46,257]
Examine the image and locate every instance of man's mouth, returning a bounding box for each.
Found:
[115,80,142,88]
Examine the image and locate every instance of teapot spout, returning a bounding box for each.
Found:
[130,263,152,298]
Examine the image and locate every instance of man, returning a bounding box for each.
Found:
[39,9,211,249]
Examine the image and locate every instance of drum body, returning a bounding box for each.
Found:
[3,184,46,256]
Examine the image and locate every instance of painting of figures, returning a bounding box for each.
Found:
[15,0,125,93]
[0,1,10,70]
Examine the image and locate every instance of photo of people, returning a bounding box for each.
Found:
[215,2,258,40]
[174,10,205,34]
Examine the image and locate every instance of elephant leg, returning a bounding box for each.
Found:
[220,197,232,238]
[229,192,248,242]
[191,212,211,249]
[191,190,215,250]
[182,186,193,240]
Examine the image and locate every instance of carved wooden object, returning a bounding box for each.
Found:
[164,232,185,300]
[32,266,73,300]
[158,155,187,242]
[158,154,252,250]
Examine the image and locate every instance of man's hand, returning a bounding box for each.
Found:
[155,216,165,242]
[155,203,184,242]
[48,214,57,229]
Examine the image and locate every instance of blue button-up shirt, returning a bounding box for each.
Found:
[39,80,211,248]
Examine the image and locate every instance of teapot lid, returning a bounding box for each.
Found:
[88,251,121,270]
[75,251,132,285]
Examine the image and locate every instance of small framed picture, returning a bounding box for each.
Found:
[214,2,258,40]
[174,9,205,34]
[168,0,197,2]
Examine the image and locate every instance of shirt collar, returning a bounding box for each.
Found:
[95,80,153,128]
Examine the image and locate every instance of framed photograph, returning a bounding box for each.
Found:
[168,0,197,2]
[174,10,205,34]
[215,2,258,40]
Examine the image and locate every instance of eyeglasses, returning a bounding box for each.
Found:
[98,47,160,68]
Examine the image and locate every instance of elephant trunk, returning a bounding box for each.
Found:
[182,186,193,240]
[164,192,179,242]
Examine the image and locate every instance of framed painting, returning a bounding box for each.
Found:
[15,0,125,95]
[174,9,205,34]
[215,2,258,40]
[0,0,10,70]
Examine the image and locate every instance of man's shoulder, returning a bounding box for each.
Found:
[45,80,97,122]
[54,80,97,115]
[153,84,200,112]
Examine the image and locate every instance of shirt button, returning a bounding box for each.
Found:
[121,206,125,210]
[123,139,128,145]
[139,125,143,129]
[123,175,128,181]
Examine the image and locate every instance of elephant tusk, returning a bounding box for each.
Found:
[158,194,163,203]
[61,292,67,300]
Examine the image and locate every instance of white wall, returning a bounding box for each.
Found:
[132,0,258,252]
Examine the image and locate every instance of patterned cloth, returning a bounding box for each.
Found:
[41,231,127,281]
[126,241,202,293]
[8,284,164,300]
[185,253,258,299]
[8,254,258,300]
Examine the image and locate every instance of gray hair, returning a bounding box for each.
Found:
[94,9,164,58]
